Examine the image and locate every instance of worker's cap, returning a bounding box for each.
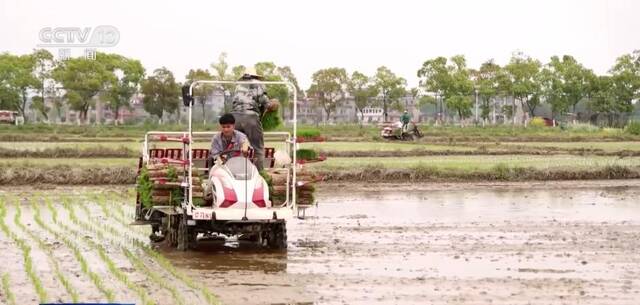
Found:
[239,67,263,80]
[404,110,408,113]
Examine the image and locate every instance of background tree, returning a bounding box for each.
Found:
[307,68,347,123]
[539,64,568,122]
[255,62,277,76]
[407,87,420,111]
[46,84,65,122]
[254,62,289,120]
[502,52,541,122]
[589,75,620,126]
[186,68,213,125]
[417,95,437,115]
[548,55,596,116]
[211,52,234,112]
[448,55,474,123]
[52,54,115,123]
[231,65,246,80]
[374,66,406,121]
[347,71,379,124]
[417,56,450,123]
[418,55,473,125]
[276,66,302,120]
[0,54,22,113]
[102,54,145,124]
[140,67,180,122]
[0,53,38,120]
[30,49,55,122]
[472,59,503,123]
[608,50,640,121]
[277,66,302,97]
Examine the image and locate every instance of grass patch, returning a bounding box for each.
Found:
[0,158,137,168]
[485,141,640,152]
[0,146,136,158]
[2,123,636,142]
[314,164,640,182]
[309,155,640,171]
[3,154,640,185]
[626,121,640,135]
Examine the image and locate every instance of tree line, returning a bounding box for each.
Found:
[0,49,638,126]
[0,50,300,124]
[310,51,640,126]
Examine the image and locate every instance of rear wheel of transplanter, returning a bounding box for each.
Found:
[264,221,287,250]
[176,213,197,251]
[165,214,179,248]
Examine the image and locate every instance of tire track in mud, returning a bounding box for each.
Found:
[12,197,80,303]
[53,195,219,305]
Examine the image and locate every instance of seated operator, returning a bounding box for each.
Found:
[208,113,250,168]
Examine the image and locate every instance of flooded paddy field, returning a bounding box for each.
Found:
[1,180,639,304]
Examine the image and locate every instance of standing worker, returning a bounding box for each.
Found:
[400,110,411,133]
[231,67,278,171]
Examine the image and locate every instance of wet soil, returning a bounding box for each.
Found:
[0,180,639,304]
[167,180,640,304]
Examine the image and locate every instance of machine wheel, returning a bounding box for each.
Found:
[266,222,287,250]
[165,215,179,248]
[176,213,197,251]
[149,224,165,243]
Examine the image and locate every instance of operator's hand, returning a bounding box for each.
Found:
[241,141,250,157]
[215,155,225,166]
[266,98,280,113]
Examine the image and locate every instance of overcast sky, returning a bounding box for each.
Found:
[1,0,638,89]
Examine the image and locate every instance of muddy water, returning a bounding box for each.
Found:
[162,180,640,305]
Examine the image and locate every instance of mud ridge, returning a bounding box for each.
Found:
[2,165,639,185]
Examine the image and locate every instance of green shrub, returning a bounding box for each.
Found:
[602,127,622,135]
[625,121,640,135]
[529,117,546,128]
[567,123,600,132]
[492,163,511,180]
[297,128,321,138]
[296,149,318,160]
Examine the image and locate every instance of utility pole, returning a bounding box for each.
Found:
[474,87,479,123]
